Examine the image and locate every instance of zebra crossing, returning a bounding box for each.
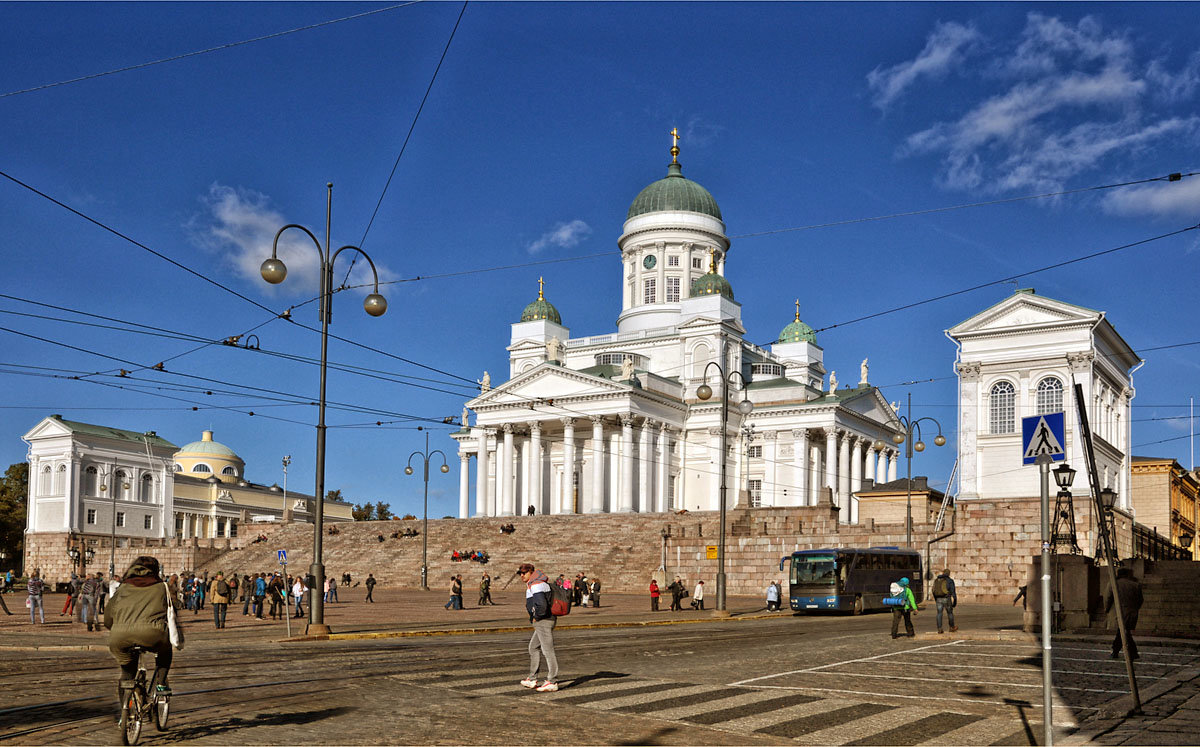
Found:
[390,663,1042,745]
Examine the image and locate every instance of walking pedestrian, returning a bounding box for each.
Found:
[209,572,230,628]
[27,570,45,624]
[79,572,102,631]
[253,573,267,619]
[365,573,376,602]
[292,577,306,618]
[3,569,12,593]
[479,573,494,606]
[328,574,339,603]
[444,576,462,610]
[890,577,918,639]
[668,577,685,611]
[932,568,958,634]
[691,580,705,610]
[61,572,80,616]
[590,577,601,608]
[268,573,285,619]
[649,579,660,611]
[241,574,252,615]
[1106,566,1144,660]
[517,562,559,692]
[97,571,108,614]
[765,580,780,612]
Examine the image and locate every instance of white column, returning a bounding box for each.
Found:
[824,430,838,504]
[710,427,725,511]
[589,416,604,513]
[810,443,822,506]
[619,415,635,512]
[791,428,808,507]
[865,443,877,484]
[656,424,669,512]
[458,453,470,519]
[763,431,778,507]
[530,421,542,514]
[560,418,575,514]
[887,450,898,482]
[838,433,852,522]
[851,436,865,493]
[732,431,744,505]
[638,419,653,513]
[877,449,888,485]
[500,425,514,516]
[518,435,529,515]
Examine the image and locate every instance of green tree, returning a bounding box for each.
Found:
[374,501,394,521]
[0,462,29,570]
[325,489,344,503]
[351,502,375,521]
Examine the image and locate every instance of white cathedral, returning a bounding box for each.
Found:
[450,141,906,520]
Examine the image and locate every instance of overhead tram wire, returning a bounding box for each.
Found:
[341,0,469,288]
[0,2,424,99]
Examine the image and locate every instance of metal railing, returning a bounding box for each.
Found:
[1132,524,1192,561]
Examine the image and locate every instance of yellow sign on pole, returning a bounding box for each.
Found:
[706,545,718,560]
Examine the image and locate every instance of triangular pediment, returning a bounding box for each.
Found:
[23,416,74,441]
[468,364,628,408]
[948,292,1099,337]
[841,388,901,425]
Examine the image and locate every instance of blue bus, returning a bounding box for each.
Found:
[779,547,923,614]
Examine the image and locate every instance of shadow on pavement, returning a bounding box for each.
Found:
[159,705,355,741]
[1003,698,1036,745]
[613,725,679,745]
[564,671,631,689]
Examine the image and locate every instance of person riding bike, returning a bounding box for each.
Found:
[104,556,179,703]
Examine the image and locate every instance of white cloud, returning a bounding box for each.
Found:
[684,116,723,147]
[1102,174,1200,220]
[191,184,396,292]
[867,21,980,109]
[883,13,1200,195]
[526,219,591,255]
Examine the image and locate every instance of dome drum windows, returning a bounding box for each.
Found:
[665,277,681,303]
[192,464,212,474]
[221,466,238,476]
[989,381,1016,435]
[643,277,656,305]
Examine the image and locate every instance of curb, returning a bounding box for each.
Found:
[280,611,783,643]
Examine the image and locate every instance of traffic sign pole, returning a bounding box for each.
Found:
[1038,453,1054,747]
[282,562,290,639]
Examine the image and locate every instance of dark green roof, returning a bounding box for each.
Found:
[778,318,816,344]
[49,415,176,449]
[627,163,722,221]
[690,271,734,301]
[520,298,561,324]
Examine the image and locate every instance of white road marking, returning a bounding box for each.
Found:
[728,639,964,685]
[857,658,1165,678]
[730,683,1095,716]
[908,650,1192,666]
[768,668,1126,694]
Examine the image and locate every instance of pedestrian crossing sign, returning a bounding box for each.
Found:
[277,550,287,565]
[1022,412,1065,465]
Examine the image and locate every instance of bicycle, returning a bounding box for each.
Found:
[118,646,170,745]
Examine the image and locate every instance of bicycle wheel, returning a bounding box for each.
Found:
[120,689,143,746]
[154,694,170,731]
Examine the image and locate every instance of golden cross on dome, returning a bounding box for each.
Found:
[708,248,717,274]
[670,127,680,164]
[537,276,545,300]
[795,298,801,321]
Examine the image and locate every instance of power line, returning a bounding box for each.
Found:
[0,2,424,99]
[342,0,469,287]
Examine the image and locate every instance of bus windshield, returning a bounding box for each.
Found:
[790,554,837,592]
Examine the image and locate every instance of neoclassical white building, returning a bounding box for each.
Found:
[947,289,1140,507]
[452,145,904,520]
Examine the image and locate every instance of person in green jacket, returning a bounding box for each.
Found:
[890,577,918,639]
[104,556,178,699]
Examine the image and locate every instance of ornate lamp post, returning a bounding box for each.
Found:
[695,360,754,613]
[878,392,946,549]
[98,468,131,576]
[405,430,449,591]
[261,183,388,635]
[282,455,292,522]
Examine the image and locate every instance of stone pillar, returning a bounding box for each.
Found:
[887,450,898,482]
[656,424,670,512]
[824,430,838,503]
[619,416,635,512]
[518,435,530,515]
[589,416,604,513]
[500,425,515,516]
[810,443,822,506]
[791,428,808,507]
[530,421,542,514]
[561,418,575,514]
[851,436,865,493]
[458,453,470,519]
[763,431,778,507]
[710,427,724,511]
[865,442,877,483]
[638,419,653,513]
[838,433,852,522]
[732,430,745,506]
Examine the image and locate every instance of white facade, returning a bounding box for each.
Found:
[453,154,903,520]
[947,290,1141,507]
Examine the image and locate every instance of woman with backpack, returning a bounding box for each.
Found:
[209,572,230,629]
[890,577,918,639]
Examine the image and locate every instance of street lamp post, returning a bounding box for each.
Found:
[282,455,292,522]
[694,360,754,613]
[405,430,449,591]
[261,183,388,635]
[98,468,130,576]
[879,392,946,549]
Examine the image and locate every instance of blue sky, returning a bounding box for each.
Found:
[3,2,1199,516]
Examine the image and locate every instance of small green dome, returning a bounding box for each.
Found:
[520,278,561,324]
[627,162,722,221]
[175,430,240,459]
[690,270,735,301]
[778,302,816,344]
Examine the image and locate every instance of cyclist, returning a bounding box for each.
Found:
[104,556,179,702]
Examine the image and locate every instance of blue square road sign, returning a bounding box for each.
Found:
[1022,412,1066,465]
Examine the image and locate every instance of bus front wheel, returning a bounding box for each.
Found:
[852,595,864,615]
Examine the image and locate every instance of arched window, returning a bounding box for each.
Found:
[38,465,52,496]
[221,466,237,476]
[1036,377,1063,415]
[192,464,211,474]
[173,463,182,472]
[691,342,712,380]
[989,381,1016,434]
[140,473,153,503]
[54,464,67,495]
[115,470,130,500]
[83,465,98,496]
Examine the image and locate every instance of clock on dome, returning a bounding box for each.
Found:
[643,254,657,269]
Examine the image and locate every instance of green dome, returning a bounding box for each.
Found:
[175,431,240,459]
[520,278,561,324]
[778,303,816,344]
[690,271,734,301]
[627,162,722,221]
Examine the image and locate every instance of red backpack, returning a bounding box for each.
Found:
[549,583,571,616]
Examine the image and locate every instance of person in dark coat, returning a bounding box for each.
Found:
[667,577,686,611]
[1106,567,1143,659]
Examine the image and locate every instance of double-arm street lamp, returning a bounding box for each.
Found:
[405,430,450,590]
[67,542,94,577]
[97,468,131,576]
[260,183,388,635]
[881,392,946,548]
[695,360,754,613]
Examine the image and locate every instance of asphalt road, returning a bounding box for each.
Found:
[1,604,1190,745]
